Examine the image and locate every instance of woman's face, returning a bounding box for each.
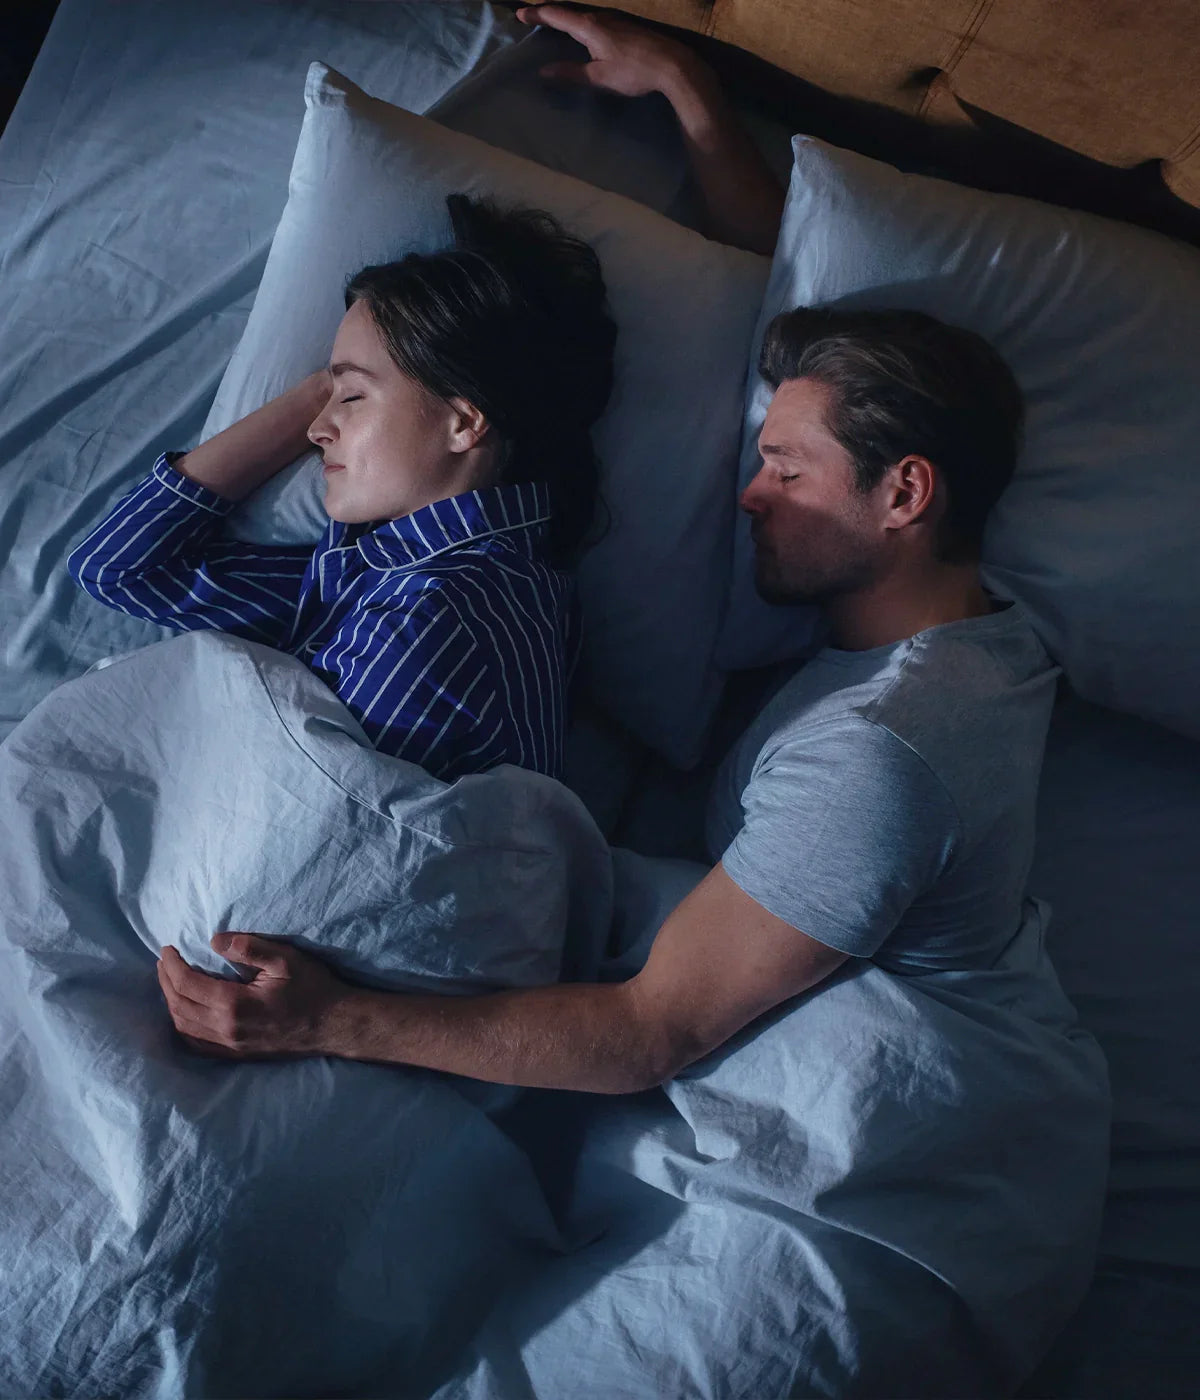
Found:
[307,300,493,524]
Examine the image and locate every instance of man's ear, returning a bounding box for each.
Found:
[885,454,939,529]
[446,396,491,454]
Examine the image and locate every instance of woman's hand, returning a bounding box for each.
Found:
[169,370,332,502]
[515,4,708,102]
[157,933,354,1059]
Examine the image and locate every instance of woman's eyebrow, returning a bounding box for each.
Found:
[330,361,379,379]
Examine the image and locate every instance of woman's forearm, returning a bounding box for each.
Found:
[173,371,330,502]
[662,58,785,257]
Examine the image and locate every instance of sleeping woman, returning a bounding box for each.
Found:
[68,194,616,781]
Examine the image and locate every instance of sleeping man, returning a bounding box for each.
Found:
[155,7,1060,1089]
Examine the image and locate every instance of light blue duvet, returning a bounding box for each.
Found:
[0,633,1109,1396]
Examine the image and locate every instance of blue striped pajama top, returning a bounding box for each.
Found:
[68,454,575,781]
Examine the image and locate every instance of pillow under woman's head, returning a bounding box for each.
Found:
[203,63,770,768]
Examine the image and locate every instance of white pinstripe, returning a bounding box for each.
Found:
[71,455,571,778]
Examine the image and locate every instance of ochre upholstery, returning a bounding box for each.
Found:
[585,0,1200,207]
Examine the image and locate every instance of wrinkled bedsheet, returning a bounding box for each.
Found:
[0,631,1111,1397]
[0,632,612,1398]
[441,852,1114,1399]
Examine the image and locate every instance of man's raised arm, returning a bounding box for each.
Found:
[157,863,848,1091]
[515,4,785,256]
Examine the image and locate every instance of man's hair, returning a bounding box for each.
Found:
[345,194,617,564]
[759,307,1023,562]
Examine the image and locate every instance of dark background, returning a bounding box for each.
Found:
[4,2,1197,248]
[2,2,61,131]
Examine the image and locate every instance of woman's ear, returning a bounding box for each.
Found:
[446,397,491,454]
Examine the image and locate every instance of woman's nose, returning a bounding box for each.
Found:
[307,407,334,449]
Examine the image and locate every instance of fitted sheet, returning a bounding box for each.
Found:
[0,0,521,736]
[1031,692,1200,1272]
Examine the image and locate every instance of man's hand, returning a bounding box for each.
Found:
[515,4,704,101]
[515,3,784,255]
[157,934,352,1059]
[152,866,849,1092]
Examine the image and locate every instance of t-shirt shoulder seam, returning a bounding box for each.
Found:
[853,714,965,859]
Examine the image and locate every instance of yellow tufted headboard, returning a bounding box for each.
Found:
[582,0,1200,208]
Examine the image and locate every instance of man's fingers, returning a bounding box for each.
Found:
[211,931,290,979]
[157,960,234,1042]
[538,60,596,87]
[160,944,233,1004]
[156,955,210,1013]
[517,4,604,49]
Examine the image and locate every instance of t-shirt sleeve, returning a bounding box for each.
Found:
[720,716,961,959]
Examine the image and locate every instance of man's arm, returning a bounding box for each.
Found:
[515,5,785,256]
[157,862,849,1091]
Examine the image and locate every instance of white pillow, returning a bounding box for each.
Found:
[717,136,1200,743]
[202,62,769,769]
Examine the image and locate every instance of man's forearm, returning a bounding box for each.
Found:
[323,978,677,1094]
[173,372,329,501]
[662,59,785,256]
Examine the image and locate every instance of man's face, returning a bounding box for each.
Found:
[741,377,885,607]
[307,300,468,525]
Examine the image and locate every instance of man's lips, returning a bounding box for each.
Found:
[322,461,346,474]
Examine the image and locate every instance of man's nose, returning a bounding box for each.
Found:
[739,467,768,515]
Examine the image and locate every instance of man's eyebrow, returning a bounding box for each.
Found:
[329,361,379,379]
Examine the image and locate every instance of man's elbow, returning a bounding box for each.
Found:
[617,1017,712,1095]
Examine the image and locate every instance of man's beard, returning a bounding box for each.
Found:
[753,540,878,609]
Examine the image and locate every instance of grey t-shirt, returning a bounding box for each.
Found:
[706,601,1059,973]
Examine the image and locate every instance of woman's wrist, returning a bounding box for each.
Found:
[174,371,331,500]
[292,369,333,422]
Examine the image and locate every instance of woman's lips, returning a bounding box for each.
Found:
[323,462,346,474]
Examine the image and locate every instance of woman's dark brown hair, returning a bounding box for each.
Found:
[345,194,617,564]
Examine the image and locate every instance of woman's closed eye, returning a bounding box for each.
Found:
[339,395,363,405]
